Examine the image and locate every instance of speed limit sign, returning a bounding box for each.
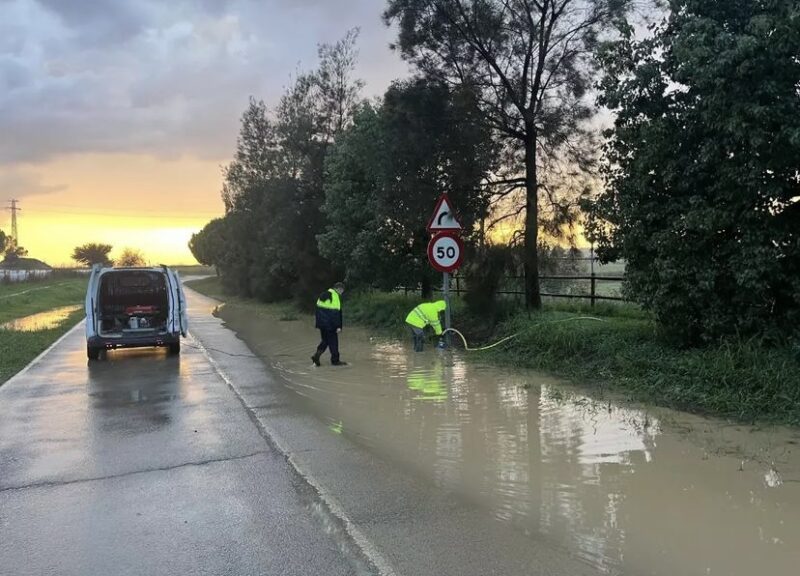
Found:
[428,232,464,273]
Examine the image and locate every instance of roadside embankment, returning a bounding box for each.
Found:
[0,277,88,384]
[186,277,800,426]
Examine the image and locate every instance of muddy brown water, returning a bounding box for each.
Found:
[216,304,800,576]
[0,305,82,331]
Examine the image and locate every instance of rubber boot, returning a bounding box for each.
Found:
[311,352,321,367]
[413,334,424,352]
[332,359,348,366]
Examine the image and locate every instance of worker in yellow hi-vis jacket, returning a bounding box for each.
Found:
[405,300,447,352]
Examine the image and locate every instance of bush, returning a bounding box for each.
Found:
[463,245,513,319]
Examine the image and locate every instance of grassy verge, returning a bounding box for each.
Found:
[186,278,800,426]
[184,276,226,299]
[173,265,216,276]
[0,277,88,324]
[0,309,86,384]
[0,277,89,385]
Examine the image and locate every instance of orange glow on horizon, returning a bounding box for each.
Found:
[1,153,226,266]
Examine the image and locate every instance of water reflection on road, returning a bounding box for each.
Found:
[219,305,800,576]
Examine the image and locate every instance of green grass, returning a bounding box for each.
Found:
[0,278,89,385]
[0,309,86,384]
[173,265,216,276]
[0,278,88,324]
[185,279,800,426]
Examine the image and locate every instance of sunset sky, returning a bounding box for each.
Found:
[0,0,409,265]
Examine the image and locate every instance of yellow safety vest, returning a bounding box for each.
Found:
[405,301,446,335]
[316,289,341,310]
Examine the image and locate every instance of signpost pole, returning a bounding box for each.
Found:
[443,272,452,347]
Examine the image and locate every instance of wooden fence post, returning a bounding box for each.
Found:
[590,273,596,307]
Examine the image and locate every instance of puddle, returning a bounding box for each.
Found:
[1,305,82,331]
[218,305,800,576]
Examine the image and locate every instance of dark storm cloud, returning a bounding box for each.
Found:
[0,0,408,165]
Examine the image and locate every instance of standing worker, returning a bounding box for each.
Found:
[405,300,447,352]
[311,282,347,366]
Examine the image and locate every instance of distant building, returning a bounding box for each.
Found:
[0,257,53,282]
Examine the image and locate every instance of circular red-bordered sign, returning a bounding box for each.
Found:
[428,232,464,273]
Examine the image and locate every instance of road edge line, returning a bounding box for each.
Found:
[3,321,85,389]
[190,331,400,576]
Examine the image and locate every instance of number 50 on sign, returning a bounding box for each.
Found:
[428,232,464,273]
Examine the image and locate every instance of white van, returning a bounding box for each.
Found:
[85,265,188,360]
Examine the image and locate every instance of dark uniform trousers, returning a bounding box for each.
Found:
[316,330,340,363]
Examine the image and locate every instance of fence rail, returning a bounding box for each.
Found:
[415,274,628,307]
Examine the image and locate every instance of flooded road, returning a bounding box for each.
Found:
[219,303,800,576]
[0,305,81,331]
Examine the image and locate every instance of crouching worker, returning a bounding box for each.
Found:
[405,300,447,352]
[311,282,347,366]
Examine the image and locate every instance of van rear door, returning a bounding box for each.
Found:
[167,269,188,336]
[84,265,102,339]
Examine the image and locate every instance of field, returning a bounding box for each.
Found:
[0,277,88,385]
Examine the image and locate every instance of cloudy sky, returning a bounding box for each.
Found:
[0,0,409,264]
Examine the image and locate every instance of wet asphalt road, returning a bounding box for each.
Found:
[0,288,599,576]
[0,324,360,575]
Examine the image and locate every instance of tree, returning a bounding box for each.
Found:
[319,79,497,292]
[588,0,800,344]
[72,243,114,267]
[0,229,27,260]
[384,0,637,307]
[220,31,364,303]
[3,245,28,260]
[189,218,223,272]
[117,248,146,267]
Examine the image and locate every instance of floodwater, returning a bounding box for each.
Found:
[0,305,82,331]
[218,304,800,576]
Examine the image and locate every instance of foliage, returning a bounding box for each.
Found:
[116,248,146,267]
[384,0,637,307]
[588,0,800,344]
[71,243,113,267]
[3,245,28,260]
[214,31,364,305]
[462,244,513,319]
[0,228,28,259]
[189,218,226,273]
[319,78,496,294]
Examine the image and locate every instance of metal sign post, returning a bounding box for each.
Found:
[443,272,452,346]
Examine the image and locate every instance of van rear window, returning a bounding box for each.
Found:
[118,273,161,287]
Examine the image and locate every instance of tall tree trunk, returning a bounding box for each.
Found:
[421,275,432,298]
[524,131,542,309]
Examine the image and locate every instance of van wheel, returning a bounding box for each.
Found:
[168,342,181,356]
[87,346,101,361]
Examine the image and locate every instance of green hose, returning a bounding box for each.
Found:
[442,316,608,352]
